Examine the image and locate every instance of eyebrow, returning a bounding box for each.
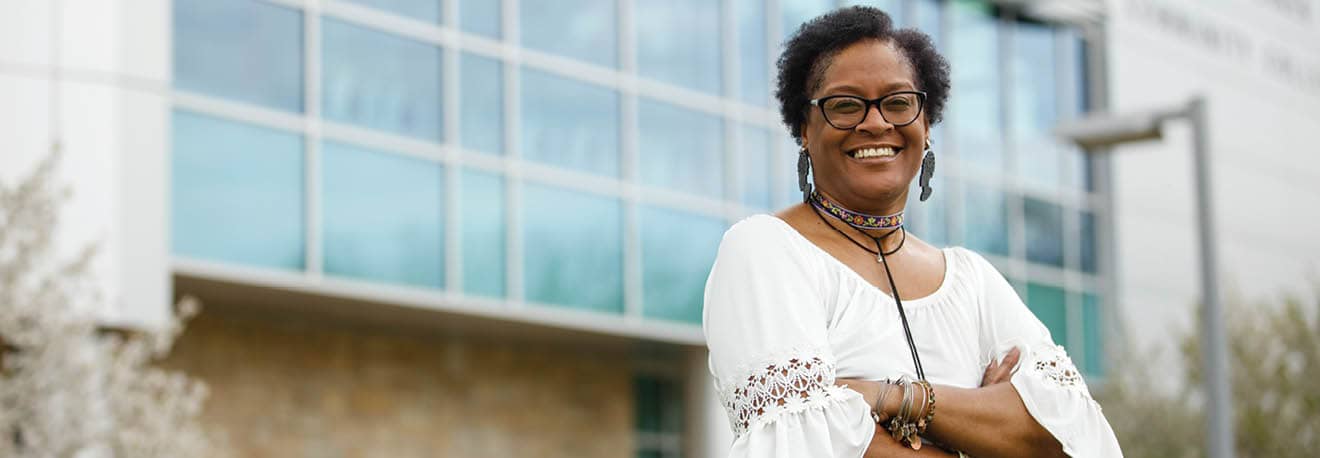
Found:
[819,82,916,95]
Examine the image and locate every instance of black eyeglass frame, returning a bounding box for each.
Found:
[808,91,928,129]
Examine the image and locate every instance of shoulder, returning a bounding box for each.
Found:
[944,246,1002,280]
[718,214,799,256]
[711,214,822,278]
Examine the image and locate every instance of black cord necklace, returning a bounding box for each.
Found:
[809,201,927,381]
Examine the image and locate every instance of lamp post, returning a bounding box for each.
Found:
[1056,96,1235,458]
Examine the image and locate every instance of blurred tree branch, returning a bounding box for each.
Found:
[0,147,218,457]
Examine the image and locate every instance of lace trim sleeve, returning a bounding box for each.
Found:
[719,353,854,437]
[1024,344,1089,392]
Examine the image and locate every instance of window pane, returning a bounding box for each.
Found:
[636,0,722,93]
[641,207,726,324]
[1081,293,1104,376]
[739,126,773,210]
[638,99,724,196]
[961,182,1008,256]
[634,376,683,433]
[520,0,616,68]
[342,0,440,23]
[736,0,769,105]
[905,170,948,246]
[1024,197,1063,267]
[322,18,443,141]
[172,110,304,270]
[174,0,303,112]
[520,68,620,177]
[322,142,444,288]
[459,0,500,38]
[781,0,834,41]
[461,53,504,155]
[1080,210,1097,273]
[782,136,802,207]
[1013,21,1063,189]
[949,0,1002,171]
[523,185,623,313]
[1026,283,1067,346]
[913,0,943,47]
[462,169,505,297]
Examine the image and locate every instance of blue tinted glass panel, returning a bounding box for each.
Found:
[520,0,616,68]
[636,0,722,93]
[1080,210,1097,273]
[641,207,726,324]
[740,126,773,210]
[462,169,505,297]
[1081,293,1104,376]
[174,0,303,112]
[1013,22,1063,188]
[736,0,769,105]
[905,169,948,246]
[962,182,1008,256]
[461,53,504,155]
[172,110,304,270]
[913,0,943,47]
[949,0,1002,171]
[1026,283,1067,346]
[322,142,444,288]
[523,185,623,313]
[638,99,724,196]
[342,0,440,23]
[781,0,834,41]
[323,18,443,141]
[1024,197,1064,267]
[782,137,802,207]
[459,0,500,38]
[520,68,620,177]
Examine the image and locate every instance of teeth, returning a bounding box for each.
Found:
[852,147,898,158]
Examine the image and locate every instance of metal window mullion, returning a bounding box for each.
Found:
[503,0,523,304]
[443,0,462,293]
[999,11,1027,288]
[304,0,324,279]
[722,0,742,222]
[619,0,643,321]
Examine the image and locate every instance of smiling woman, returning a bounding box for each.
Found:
[702,6,1122,458]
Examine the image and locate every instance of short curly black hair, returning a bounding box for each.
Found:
[776,6,951,144]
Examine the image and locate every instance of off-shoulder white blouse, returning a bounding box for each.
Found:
[703,215,1121,457]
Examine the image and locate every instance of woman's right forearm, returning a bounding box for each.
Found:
[864,424,959,458]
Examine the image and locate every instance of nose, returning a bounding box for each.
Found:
[854,102,893,135]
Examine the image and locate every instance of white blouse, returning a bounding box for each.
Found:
[703,215,1122,457]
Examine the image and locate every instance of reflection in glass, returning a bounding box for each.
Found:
[342,0,440,23]
[781,0,834,41]
[520,68,620,177]
[459,0,500,38]
[523,184,623,313]
[1080,210,1097,273]
[740,126,773,210]
[949,0,1002,170]
[520,0,616,68]
[961,182,1008,256]
[172,110,304,270]
[639,99,724,196]
[322,142,444,288]
[174,0,303,112]
[1081,293,1104,376]
[1026,283,1067,346]
[1014,21,1062,188]
[322,18,443,141]
[635,0,722,93]
[462,169,505,297]
[641,207,726,324]
[1024,197,1064,267]
[461,53,504,155]
[736,0,769,105]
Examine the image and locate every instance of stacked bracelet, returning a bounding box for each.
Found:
[883,377,937,450]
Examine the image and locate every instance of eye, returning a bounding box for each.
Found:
[883,96,914,111]
[825,98,865,113]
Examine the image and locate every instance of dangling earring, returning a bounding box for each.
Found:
[919,138,936,202]
[797,146,813,203]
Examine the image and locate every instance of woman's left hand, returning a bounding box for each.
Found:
[979,347,1021,387]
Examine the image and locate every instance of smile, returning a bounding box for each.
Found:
[847,146,902,159]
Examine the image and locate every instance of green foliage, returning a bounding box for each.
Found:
[1099,288,1320,457]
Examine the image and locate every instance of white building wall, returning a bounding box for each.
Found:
[0,0,172,328]
[1104,0,1320,385]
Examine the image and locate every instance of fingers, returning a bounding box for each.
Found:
[1003,347,1021,370]
[980,346,1023,387]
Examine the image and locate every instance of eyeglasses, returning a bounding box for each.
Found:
[809,91,927,129]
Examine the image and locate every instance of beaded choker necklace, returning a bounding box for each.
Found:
[809,192,904,230]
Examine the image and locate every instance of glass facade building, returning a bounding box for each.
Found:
[171,0,1105,455]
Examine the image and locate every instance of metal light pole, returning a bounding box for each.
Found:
[1057,96,1235,458]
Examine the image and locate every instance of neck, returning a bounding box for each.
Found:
[816,188,906,217]
[811,191,905,231]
